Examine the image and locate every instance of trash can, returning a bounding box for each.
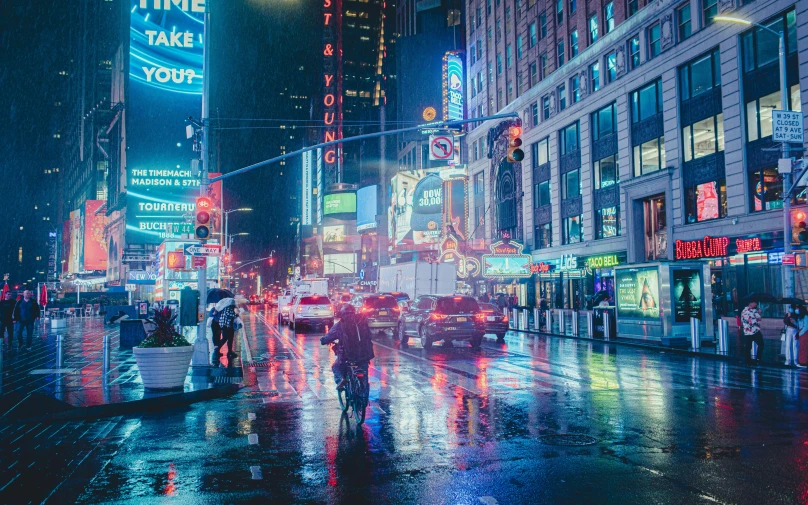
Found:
[592,306,616,339]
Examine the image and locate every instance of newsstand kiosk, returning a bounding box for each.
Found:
[613,262,713,347]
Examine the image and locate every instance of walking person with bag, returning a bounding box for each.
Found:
[13,290,40,351]
[783,304,803,367]
[208,301,225,357]
[216,298,238,358]
[741,300,764,365]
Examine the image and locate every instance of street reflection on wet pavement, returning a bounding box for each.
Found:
[8,305,808,504]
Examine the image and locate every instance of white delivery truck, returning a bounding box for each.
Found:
[278,278,329,325]
[378,262,456,300]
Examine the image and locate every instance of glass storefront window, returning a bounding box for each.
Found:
[685,179,726,223]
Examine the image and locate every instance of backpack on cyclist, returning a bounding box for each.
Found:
[337,313,374,363]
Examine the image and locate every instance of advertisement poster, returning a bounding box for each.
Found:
[483,256,531,277]
[61,220,71,274]
[673,269,702,322]
[83,200,108,271]
[696,182,719,221]
[443,52,463,121]
[356,185,378,231]
[323,193,357,215]
[616,267,660,320]
[127,0,204,244]
[444,177,468,239]
[69,210,83,274]
[323,225,346,243]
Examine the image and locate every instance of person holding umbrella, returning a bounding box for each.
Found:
[783,303,803,367]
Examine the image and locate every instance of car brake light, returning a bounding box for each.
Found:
[475,312,487,321]
[502,316,508,322]
[391,307,400,312]
[297,306,303,313]
[430,313,448,320]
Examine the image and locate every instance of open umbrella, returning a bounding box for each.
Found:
[592,290,610,305]
[778,297,807,306]
[39,284,48,307]
[207,288,234,304]
[741,292,778,305]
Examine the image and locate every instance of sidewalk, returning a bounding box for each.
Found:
[0,316,241,420]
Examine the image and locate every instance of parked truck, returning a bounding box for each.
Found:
[378,262,456,300]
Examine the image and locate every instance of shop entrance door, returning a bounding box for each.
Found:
[644,195,667,261]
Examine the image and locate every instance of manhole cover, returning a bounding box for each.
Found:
[539,434,598,446]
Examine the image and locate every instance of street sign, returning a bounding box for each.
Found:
[772,110,804,143]
[183,244,222,257]
[429,135,454,160]
[167,251,185,270]
[782,253,796,265]
[192,256,207,269]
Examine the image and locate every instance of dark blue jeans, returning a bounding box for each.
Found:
[15,321,34,347]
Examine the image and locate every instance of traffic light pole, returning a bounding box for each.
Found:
[192,6,212,368]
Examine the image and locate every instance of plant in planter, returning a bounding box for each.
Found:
[133,307,194,390]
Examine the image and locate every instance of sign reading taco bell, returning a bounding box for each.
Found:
[443,52,463,121]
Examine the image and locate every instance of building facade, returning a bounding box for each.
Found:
[465,0,807,316]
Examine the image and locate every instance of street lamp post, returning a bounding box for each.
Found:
[715,16,792,297]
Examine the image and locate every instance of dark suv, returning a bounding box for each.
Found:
[396,295,485,348]
[478,303,509,341]
[352,294,400,333]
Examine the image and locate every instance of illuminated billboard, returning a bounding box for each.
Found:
[127,0,205,244]
[323,225,346,243]
[83,200,108,271]
[442,52,463,121]
[483,256,531,277]
[302,151,313,225]
[323,253,356,275]
[616,267,660,320]
[356,185,378,231]
[323,193,357,215]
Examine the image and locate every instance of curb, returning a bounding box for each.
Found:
[1,383,242,423]
[510,327,799,371]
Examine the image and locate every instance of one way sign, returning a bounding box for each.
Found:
[183,244,222,257]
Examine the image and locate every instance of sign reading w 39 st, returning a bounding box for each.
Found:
[127,0,206,244]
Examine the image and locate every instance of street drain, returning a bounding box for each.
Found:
[248,361,273,368]
[539,434,598,446]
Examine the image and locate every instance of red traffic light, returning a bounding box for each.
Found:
[196,196,212,210]
[509,126,522,138]
[196,210,210,224]
[268,257,275,266]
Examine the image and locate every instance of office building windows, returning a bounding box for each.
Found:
[589,15,598,43]
[570,30,579,58]
[649,23,661,58]
[590,62,600,91]
[604,2,614,33]
[557,40,565,67]
[629,35,640,69]
[677,3,691,41]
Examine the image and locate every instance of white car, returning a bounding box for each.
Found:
[277,291,296,325]
[289,295,334,331]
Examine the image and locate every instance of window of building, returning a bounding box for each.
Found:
[532,137,550,166]
[497,54,503,74]
[534,180,551,207]
[592,102,616,140]
[531,102,539,125]
[498,88,503,108]
[535,222,552,249]
[488,27,493,44]
[540,12,548,38]
[570,30,579,58]
[604,2,614,33]
[589,15,598,43]
[540,53,548,78]
[471,45,477,65]
[530,62,538,86]
[680,49,720,100]
[571,76,581,103]
[606,52,617,83]
[556,0,563,23]
[478,71,484,92]
[628,0,638,17]
[517,36,524,59]
[558,83,567,110]
[741,11,797,72]
[648,23,661,58]
[633,137,666,176]
[590,62,600,92]
[560,121,579,154]
[497,18,502,38]
[476,7,482,26]
[563,215,584,244]
[557,40,565,67]
[508,82,514,101]
[478,40,483,60]
[505,7,511,31]
[542,96,551,119]
[629,35,640,69]
[631,79,663,123]
[530,23,538,47]
[489,62,494,83]
[746,85,802,142]
[487,0,492,15]
[594,154,619,189]
[563,169,580,199]
[702,0,717,26]
[569,0,576,15]
[677,3,691,41]
[685,180,726,223]
[475,172,485,194]
[596,207,620,238]
[507,45,513,67]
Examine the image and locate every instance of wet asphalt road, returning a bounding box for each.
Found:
[5,306,808,505]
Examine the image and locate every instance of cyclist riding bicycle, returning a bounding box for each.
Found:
[320,304,374,388]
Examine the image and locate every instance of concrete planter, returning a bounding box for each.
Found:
[133,345,193,390]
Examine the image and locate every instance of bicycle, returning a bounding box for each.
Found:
[337,360,369,424]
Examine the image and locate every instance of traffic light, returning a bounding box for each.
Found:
[195,196,212,241]
[507,125,524,162]
[268,257,275,266]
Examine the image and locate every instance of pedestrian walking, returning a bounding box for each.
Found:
[741,300,763,365]
[208,304,223,355]
[0,292,15,348]
[799,306,808,367]
[12,290,41,351]
[783,304,802,367]
[480,292,490,304]
[216,297,238,358]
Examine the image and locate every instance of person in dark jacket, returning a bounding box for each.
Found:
[320,305,374,386]
[0,292,15,347]
[13,290,40,351]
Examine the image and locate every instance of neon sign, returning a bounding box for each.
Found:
[482,241,532,278]
[674,236,730,260]
[442,52,463,121]
[586,254,620,269]
[736,237,762,254]
[438,235,480,278]
[322,0,342,183]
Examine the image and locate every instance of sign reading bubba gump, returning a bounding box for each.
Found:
[674,235,763,260]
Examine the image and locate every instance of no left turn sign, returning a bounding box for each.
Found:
[429,135,455,160]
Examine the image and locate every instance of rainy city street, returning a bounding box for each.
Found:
[2,306,805,505]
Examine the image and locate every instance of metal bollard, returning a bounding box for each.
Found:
[586,311,594,339]
[102,334,110,372]
[521,309,529,331]
[511,308,518,329]
[690,317,700,351]
[717,319,729,355]
[751,341,758,360]
[545,309,553,333]
[56,334,64,368]
[533,308,540,331]
[556,310,564,335]
[571,311,579,336]
[603,312,611,341]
